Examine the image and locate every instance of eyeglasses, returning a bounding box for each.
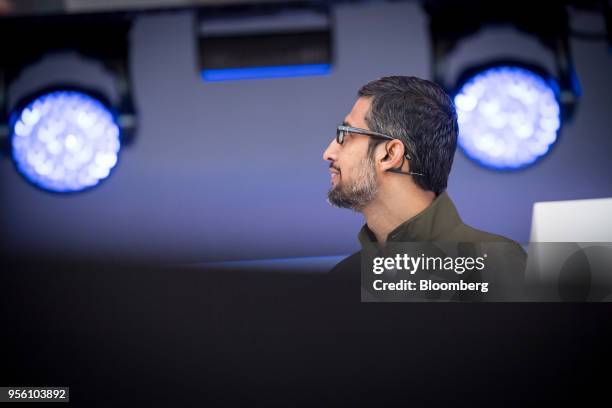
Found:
[335,124,424,177]
[336,125,414,160]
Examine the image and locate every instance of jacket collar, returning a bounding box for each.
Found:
[358,191,462,246]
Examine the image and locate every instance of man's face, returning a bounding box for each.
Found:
[323,97,379,211]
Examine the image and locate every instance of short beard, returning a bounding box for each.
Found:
[327,155,378,212]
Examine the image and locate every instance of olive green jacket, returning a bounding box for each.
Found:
[329,191,526,279]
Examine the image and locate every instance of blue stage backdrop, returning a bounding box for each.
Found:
[1,2,611,263]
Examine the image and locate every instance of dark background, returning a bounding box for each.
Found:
[2,259,611,406]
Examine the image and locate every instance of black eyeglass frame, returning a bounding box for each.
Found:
[336,125,415,159]
[335,124,424,176]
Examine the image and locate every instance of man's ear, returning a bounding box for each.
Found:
[378,139,406,171]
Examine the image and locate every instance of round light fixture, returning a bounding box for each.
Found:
[10,89,121,192]
[454,65,561,170]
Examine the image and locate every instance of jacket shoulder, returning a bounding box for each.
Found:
[447,222,518,244]
[448,223,526,260]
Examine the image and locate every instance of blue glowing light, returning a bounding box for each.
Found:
[10,90,121,192]
[202,63,331,81]
[454,66,561,170]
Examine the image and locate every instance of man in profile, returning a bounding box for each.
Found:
[322,76,525,285]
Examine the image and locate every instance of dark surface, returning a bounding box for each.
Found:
[1,256,610,406]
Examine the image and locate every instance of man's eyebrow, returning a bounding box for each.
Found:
[342,120,353,127]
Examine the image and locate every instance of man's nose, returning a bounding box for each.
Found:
[323,139,339,162]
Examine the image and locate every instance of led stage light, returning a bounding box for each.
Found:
[454,65,561,170]
[10,89,121,192]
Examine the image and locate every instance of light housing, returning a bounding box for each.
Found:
[198,7,333,82]
[425,1,582,171]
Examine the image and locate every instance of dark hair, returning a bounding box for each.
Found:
[358,76,458,195]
